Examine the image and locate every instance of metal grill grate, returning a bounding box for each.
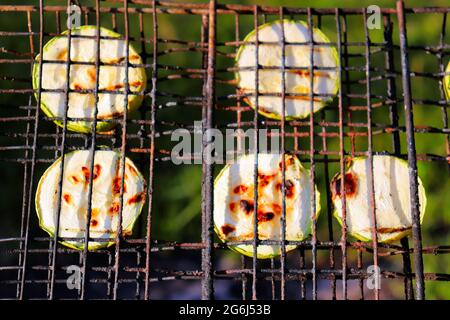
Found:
[0,0,449,300]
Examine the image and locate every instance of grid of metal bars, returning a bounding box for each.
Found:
[0,0,449,300]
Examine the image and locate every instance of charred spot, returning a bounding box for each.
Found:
[257,211,275,222]
[79,164,101,183]
[221,224,235,236]
[233,184,248,194]
[93,164,101,180]
[278,157,294,170]
[239,199,254,215]
[127,191,145,205]
[70,175,80,184]
[258,173,276,188]
[112,177,127,194]
[276,180,295,198]
[108,202,120,215]
[229,202,236,212]
[332,173,358,199]
[81,166,90,183]
[73,83,84,91]
[90,219,98,227]
[63,193,72,204]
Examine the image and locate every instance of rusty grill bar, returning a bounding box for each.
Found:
[0,0,449,300]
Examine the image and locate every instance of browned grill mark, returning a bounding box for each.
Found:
[258,173,276,188]
[103,82,142,91]
[87,68,97,83]
[362,226,412,234]
[104,83,124,91]
[221,224,236,236]
[226,232,269,242]
[258,106,272,115]
[239,199,254,215]
[276,180,295,198]
[91,208,99,218]
[229,202,236,212]
[130,81,143,88]
[233,184,248,194]
[108,56,126,64]
[57,48,68,60]
[112,177,127,194]
[63,193,72,204]
[127,191,145,205]
[289,69,331,78]
[98,111,123,120]
[70,175,79,184]
[129,54,140,61]
[286,95,323,102]
[122,229,132,237]
[332,172,358,199]
[90,219,98,227]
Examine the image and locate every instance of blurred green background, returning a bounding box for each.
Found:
[0,0,449,299]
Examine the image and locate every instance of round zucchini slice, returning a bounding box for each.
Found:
[444,60,450,101]
[235,20,339,120]
[214,153,320,259]
[32,25,147,133]
[35,150,146,250]
[331,155,427,243]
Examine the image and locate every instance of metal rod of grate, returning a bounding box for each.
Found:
[0,0,449,300]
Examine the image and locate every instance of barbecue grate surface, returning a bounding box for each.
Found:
[0,0,449,300]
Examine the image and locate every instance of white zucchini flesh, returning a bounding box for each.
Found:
[214,153,320,259]
[331,155,427,243]
[35,150,146,250]
[33,26,146,133]
[235,20,339,120]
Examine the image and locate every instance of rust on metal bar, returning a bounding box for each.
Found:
[396,0,426,300]
[201,0,216,300]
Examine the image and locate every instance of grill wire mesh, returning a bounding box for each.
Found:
[0,0,449,300]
